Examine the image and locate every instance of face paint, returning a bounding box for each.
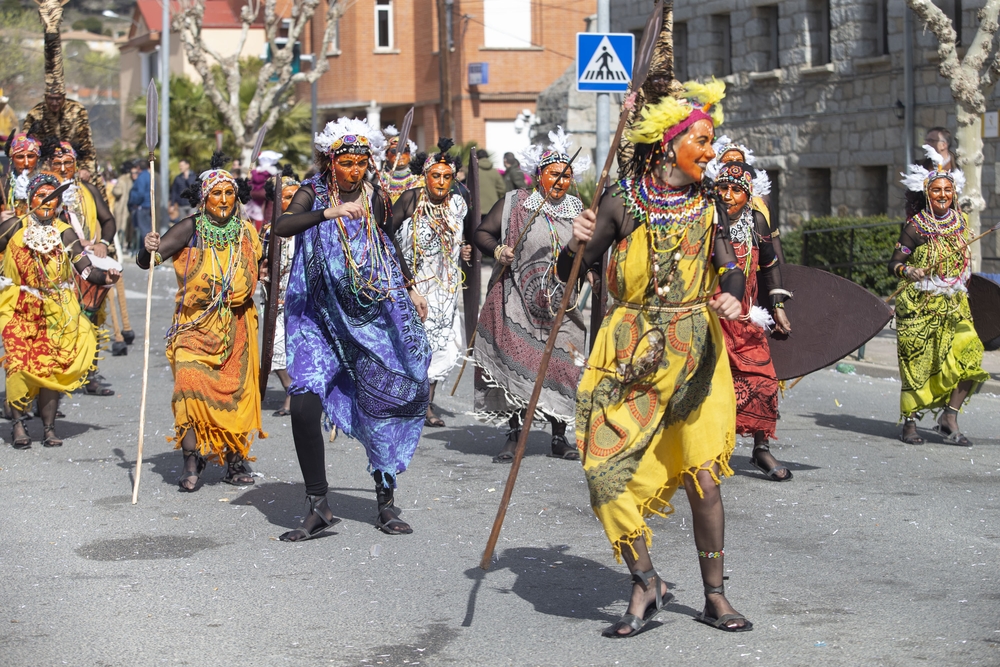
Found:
[538,162,572,202]
[670,119,717,182]
[31,184,58,221]
[281,185,299,213]
[718,183,749,217]
[927,177,955,217]
[12,151,38,172]
[51,154,77,181]
[333,154,369,193]
[205,182,237,222]
[720,149,745,164]
[425,163,454,202]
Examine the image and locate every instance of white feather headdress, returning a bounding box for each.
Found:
[518,126,592,182]
[705,135,759,182]
[315,117,387,163]
[900,144,965,194]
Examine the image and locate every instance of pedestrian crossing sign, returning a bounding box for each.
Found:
[577,33,634,93]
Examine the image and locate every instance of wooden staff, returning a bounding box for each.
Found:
[480,2,664,571]
[133,79,158,505]
[449,148,582,396]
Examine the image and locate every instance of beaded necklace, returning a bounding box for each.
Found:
[411,190,462,293]
[729,206,755,275]
[912,207,963,237]
[195,211,244,250]
[330,179,396,303]
[619,177,709,300]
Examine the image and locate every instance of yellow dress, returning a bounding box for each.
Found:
[166,219,264,463]
[0,220,97,409]
[577,204,735,563]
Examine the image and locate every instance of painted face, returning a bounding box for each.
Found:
[51,154,77,181]
[205,181,237,221]
[31,184,58,221]
[718,183,749,217]
[280,184,299,213]
[425,163,454,202]
[720,149,745,164]
[333,154,369,192]
[12,151,38,172]
[927,177,954,217]
[669,119,716,183]
[538,162,572,202]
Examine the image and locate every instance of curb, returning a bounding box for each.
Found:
[833,359,1000,395]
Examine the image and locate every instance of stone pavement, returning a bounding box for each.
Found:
[1,267,998,666]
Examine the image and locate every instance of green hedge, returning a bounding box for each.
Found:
[780,215,902,297]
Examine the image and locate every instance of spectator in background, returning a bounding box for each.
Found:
[476,149,506,218]
[111,161,134,250]
[171,158,197,221]
[128,161,152,248]
[502,152,526,192]
[230,158,243,179]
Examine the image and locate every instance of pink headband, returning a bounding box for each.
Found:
[661,109,713,145]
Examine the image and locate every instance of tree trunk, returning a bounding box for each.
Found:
[955,112,984,272]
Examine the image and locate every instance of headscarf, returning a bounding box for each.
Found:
[199,168,239,203]
[10,132,41,157]
[714,161,755,197]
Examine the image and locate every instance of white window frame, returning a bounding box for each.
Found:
[374,0,394,51]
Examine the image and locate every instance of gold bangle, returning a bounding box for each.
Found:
[494,244,508,261]
[153,252,163,266]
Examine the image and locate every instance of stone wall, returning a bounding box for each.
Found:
[610,0,1000,269]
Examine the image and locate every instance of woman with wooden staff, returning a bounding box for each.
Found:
[892,146,989,446]
[563,81,752,636]
[472,127,591,463]
[380,125,422,203]
[136,153,264,491]
[274,118,430,540]
[714,161,793,481]
[389,138,473,427]
[0,173,119,448]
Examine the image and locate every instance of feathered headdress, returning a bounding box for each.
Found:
[315,117,386,162]
[418,137,458,174]
[518,126,592,182]
[705,135,771,195]
[900,144,965,195]
[384,126,416,155]
[626,79,726,146]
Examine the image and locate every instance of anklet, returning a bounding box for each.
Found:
[698,549,724,559]
[945,405,959,413]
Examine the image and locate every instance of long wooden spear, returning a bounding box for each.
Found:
[480,1,664,571]
[132,79,158,505]
[449,147,582,396]
[391,108,415,173]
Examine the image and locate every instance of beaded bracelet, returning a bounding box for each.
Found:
[698,549,724,559]
[717,262,738,276]
[153,252,164,266]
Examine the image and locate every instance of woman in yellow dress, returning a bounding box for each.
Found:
[0,173,120,448]
[891,146,989,445]
[137,154,264,491]
[563,81,752,636]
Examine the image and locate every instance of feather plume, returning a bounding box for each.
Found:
[951,168,966,194]
[383,124,399,138]
[753,170,771,197]
[210,150,229,170]
[314,117,387,162]
[922,143,946,169]
[900,164,930,193]
[748,305,774,331]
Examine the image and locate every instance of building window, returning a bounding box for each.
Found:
[935,0,962,46]
[861,166,888,216]
[806,168,831,219]
[674,21,689,81]
[712,14,732,76]
[484,0,531,48]
[806,0,830,66]
[140,47,160,88]
[375,0,393,50]
[328,14,340,55]
[877,0,889,55]
[758,6,779,71]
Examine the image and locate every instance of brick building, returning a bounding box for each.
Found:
[613,0,999,270]
[302,0,596,160]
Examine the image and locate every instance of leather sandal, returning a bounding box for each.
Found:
[178,451,207,492]
[696,583,753,632]
[602,568,671,638]
[279,495,341,542]
[222,459,255,486]
[493,429,519,463]
[42,424,63,448]
[933,408,972,446]
[547,433,580,460]
[749,445,792,481]
[11,416,31,449]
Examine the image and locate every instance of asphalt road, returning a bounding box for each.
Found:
[1,267,998,667]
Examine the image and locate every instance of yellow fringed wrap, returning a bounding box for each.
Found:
[626,79,726,145]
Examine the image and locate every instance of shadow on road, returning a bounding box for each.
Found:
[422,423,559,459]
[462,545,697,628]
[804,411,899,440]
[232,482,375,530]
[730,454,821,480]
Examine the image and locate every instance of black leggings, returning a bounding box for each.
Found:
[290,392,328,496]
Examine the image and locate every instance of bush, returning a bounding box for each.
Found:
[780,215,903,297]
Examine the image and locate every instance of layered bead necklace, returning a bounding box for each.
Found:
[912,206,970,286]
[729,206,755,276]
[330,180,396,303]
[620,176,708,299]
[411,190,461,294]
